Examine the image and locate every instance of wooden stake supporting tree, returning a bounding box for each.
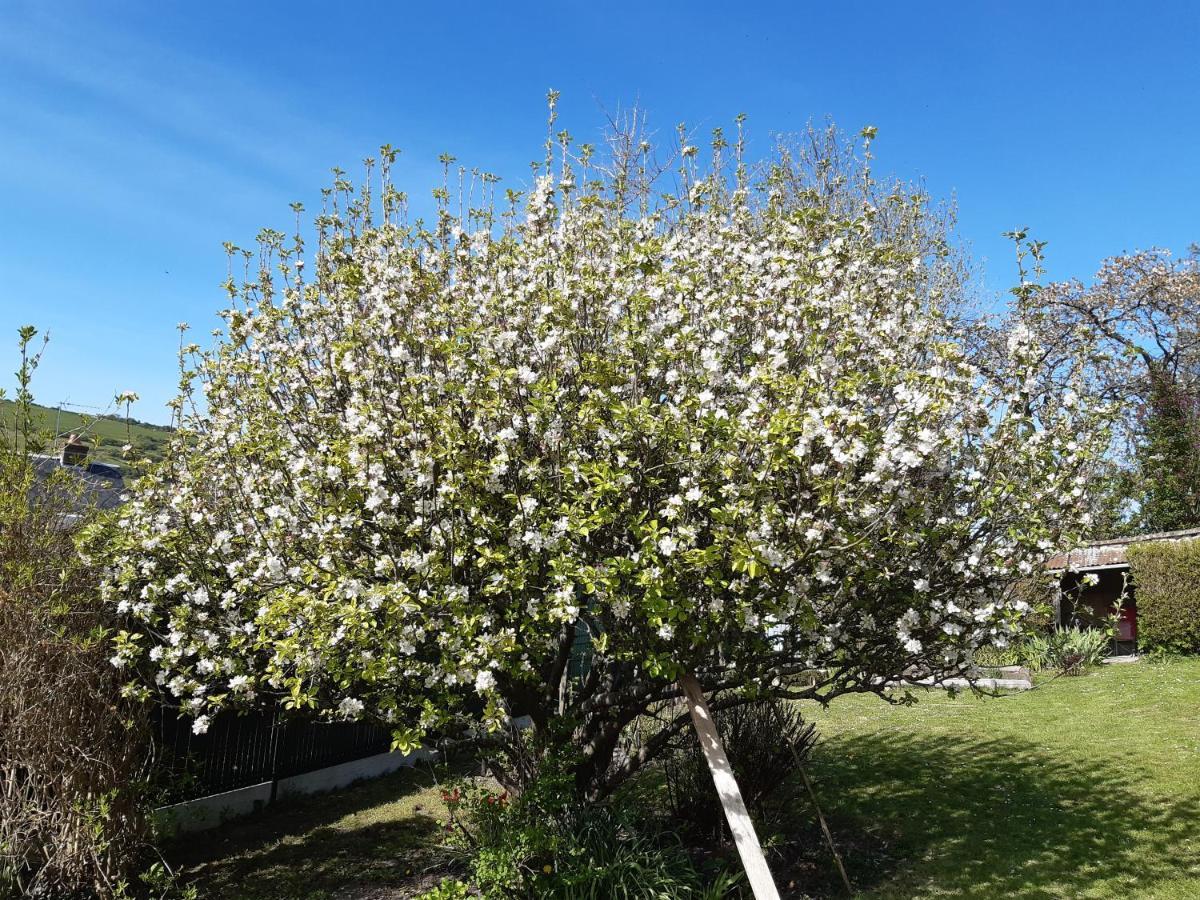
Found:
[679,672,781,900]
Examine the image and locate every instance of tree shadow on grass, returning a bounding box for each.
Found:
[796,731,1200,899]
[165,760,468,900]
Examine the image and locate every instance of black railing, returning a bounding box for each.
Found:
[154,706,393,803]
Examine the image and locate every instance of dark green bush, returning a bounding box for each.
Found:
[431,762,741,899]
[1128,539,1200,654]
[661,697,817,843]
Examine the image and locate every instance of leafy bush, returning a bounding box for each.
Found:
[1023,627,1111,674]
[661,697,816,842]
[0,330,165,898]
[414,880,473,900]
[978,625,1111,674]
[1128,539,1200,653]
[972,644,1023,668]
[434,765,740,899]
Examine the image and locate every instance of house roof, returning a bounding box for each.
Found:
[1047,526,1200,572]
[30,454,127,521]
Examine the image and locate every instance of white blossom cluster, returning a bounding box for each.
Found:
[95,138,1107,742]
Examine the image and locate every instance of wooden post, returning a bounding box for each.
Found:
[678,672,781,900]
[796,760,852,895]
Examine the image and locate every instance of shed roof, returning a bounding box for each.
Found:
[1047,526,1200,572]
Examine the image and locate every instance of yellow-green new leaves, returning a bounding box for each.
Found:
[95,128,1110,755]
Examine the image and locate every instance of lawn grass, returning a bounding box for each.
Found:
[169,659,1200,899]
[802,657,1200,898]
[166,761,461,899]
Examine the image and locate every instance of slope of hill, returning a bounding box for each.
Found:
[0,399,173,465]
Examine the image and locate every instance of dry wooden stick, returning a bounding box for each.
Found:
[794,749,852,895]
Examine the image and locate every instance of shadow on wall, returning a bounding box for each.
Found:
[806,731,1200,898]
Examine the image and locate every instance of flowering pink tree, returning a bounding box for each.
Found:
[98,110,1108,799]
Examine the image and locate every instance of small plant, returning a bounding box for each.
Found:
[7,324,48,453]
[661,697,817,843]
[973,644,1023,668]
[414,879,473,900]
[438,760,740,898]
[1023,627,1110,674]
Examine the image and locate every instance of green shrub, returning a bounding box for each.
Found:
[1128,539,1200,653]
[1022,627,1111,674]
[0,330,165,899]
[436,765,741,899]
[973,644,1023,668]
[414,879,473,900]
[661,697,816,843]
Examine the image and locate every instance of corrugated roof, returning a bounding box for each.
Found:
[1046,526,1200,572]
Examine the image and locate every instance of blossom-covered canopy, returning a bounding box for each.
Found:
[98,121,1105,787]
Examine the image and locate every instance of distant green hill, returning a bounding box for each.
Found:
[0,399,174,465]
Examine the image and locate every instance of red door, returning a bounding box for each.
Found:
[1117,604,1137,641]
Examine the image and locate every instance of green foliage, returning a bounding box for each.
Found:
[1136,369,1200,532]
[414,880,473,900]
[134,861,200,900]
[972,644,1023,668]
[1022,627,1111,674]
[1128,538,1200,653]
[1080,460,1140,540]
[6,324,47,453]
[1021,247,1200,539]
[437,763,740,898]
[0,330,160,899]
[662,697,816,842]
[975,626,1111,673]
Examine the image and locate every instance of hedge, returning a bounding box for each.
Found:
[1127,538,1200,654]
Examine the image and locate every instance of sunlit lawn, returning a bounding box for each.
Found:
[803,657,1200,899]
[171,658,1200,899]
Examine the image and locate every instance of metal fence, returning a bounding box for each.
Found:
[154,706,393,803]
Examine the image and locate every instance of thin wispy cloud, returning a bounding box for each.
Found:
[0,9,339,183]
[1,0,1196,424]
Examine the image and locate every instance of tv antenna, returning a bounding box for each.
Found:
[53,399,111,445]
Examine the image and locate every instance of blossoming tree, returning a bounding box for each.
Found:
[99,108,1107,802]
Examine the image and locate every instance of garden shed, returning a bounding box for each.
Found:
[1046,526,1200,654]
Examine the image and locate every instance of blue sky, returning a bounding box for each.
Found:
[1,1,1197,424]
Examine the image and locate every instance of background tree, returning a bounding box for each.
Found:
[1136,368,1200,531]
[1023,247,1200,534]
[97,107,1109,801]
